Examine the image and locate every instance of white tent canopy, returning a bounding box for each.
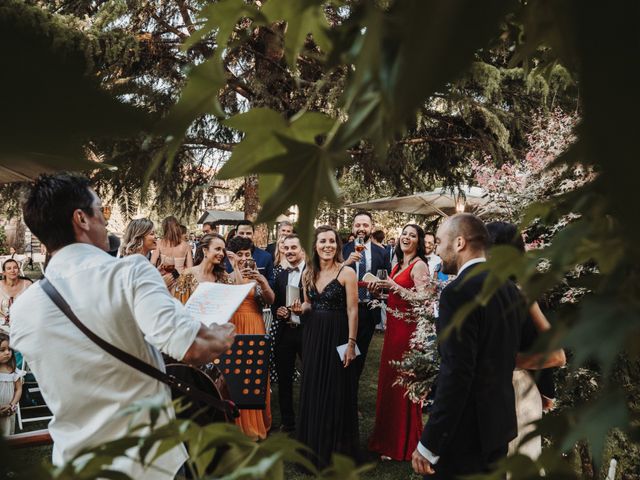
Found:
[346,186,489,217]
[197,210,244,225]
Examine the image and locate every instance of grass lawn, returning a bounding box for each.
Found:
[278,331,421,479]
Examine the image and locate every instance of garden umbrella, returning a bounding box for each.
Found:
[346,186,489,217]
[0,153,112,184]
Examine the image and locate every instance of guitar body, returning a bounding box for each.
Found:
[164,362,234,425]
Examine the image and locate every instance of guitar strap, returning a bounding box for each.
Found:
[40,278,238,419]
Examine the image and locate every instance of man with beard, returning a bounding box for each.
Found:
[271,234,306,432]
[266,221,294,260]
[412,214,530,479]
[342,211,391,381]
[424,231,442,279]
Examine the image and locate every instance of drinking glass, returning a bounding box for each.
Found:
[376,269,388,300]
[354,237,365,279]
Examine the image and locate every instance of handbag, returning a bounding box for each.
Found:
[40,278,239,422]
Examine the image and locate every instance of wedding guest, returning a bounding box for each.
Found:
[369,224,430,461]
[292,225,359,468]
[0,332,24,435]
[424,231,443,279]
[273,236,292,279]
[173,233,231,304]
[266,220,294,259]
[11,173,235,479]
[342,211,391,381]
[225,220,275,288]
[150,216,193,274]
[202,221,215,235]
[486,221,566,460]
[412,214,533,479]
[120,218,157,258]
[271,234,306,433]
[385,237,397,265]
[371,230,385,247]
[0,259,33,327]
[226,235,275,440]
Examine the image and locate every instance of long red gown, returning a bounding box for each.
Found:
[368,261,423,461]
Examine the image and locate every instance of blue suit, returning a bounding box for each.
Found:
[342,241,391,381]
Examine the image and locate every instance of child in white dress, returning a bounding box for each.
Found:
[0,332,24,436]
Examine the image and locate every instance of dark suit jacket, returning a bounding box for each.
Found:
[342,241,391,279]
[421,263,533,457]
[266,242,276,259]
[271,265,306,331]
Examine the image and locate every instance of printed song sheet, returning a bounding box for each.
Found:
[185,282,254,326]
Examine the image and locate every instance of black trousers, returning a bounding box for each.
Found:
[429,444,508,479]
[354,304,380,380]
[275,324,303,427]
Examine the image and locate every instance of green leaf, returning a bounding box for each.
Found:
[261,0,332,69]
[253,136,346,250]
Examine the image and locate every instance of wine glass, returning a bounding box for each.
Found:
[376,269,388,300]
[354,237,365,279]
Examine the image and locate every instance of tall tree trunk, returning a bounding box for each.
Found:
[244,175,268,247]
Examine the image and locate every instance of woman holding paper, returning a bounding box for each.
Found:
[292,225,359,468]
[368,224,430,461]
[226,235,274,440]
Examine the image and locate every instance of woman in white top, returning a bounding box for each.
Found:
[0,259,32,327]
[150,216,193,275]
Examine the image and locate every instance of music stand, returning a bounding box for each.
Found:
[213,334,270,410]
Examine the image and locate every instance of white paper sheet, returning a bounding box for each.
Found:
[184,282,254,326]
[336,342,361,360]
[286,285,300,306]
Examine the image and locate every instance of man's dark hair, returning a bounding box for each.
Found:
[203,221,216,230]
[227,235,254,253]
[23,173,95,252]
[283,233,300,243]
[372,230,385,243]
[107,234,121,258]
[424,231,436,241]
[235,219,254,232]
[352,210,373,223]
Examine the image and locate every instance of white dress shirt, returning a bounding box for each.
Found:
[418,256,487,464]
[11,243,200,478]
[287,261,305,324]
[426,253,443,278]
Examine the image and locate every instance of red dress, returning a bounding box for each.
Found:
[368,261,423,460]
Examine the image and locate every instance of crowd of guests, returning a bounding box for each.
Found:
[0,173,567,480]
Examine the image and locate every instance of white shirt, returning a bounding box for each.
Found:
[364,240,372,272]
[426,253,442,278]
[287,261,305,324]
[11,243,200,478]
[418,256,487,464]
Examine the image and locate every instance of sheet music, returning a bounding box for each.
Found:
[286,285,300,306]
[185,282,254,326]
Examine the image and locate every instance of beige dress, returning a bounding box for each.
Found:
[508,369,543,459]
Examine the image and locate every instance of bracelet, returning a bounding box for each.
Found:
[348,337,357,343]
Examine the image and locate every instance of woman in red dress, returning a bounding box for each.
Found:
[369,224,430,461]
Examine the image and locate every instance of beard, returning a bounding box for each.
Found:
[354,231,370,243]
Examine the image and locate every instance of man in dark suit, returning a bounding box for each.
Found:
[342,211,391,380]
[271,234,306,432]
[412,213,531,478]
[225,220,275,287]
[266,220,294,259]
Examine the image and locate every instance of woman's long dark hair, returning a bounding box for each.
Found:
[161,216,183,247]
[486,221,525,252]
[194,233,228,283]
[303,225,344,290]
[0,332,16,372]
[394,224,428,266]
